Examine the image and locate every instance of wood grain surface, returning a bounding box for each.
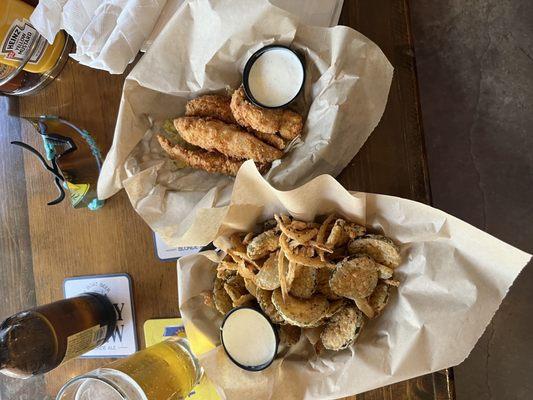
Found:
[0,0,454,399]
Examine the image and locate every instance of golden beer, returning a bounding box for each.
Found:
[109,338,200,399]
[56,337,201,400]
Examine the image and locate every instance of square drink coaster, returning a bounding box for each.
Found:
[63,273,138,358]
[153,231,202,262]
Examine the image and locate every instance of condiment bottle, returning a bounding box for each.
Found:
[0,63,25,92]
[0,293,117,378]
[0,0,66,74]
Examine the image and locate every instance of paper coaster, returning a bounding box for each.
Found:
[153,232,203,261]
[63,273,138,358]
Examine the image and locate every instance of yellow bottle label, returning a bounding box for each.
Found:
[0,19,46,65]
[66,181,90,207]
[63,325,108,363]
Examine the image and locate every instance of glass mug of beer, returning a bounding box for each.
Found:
[56,337,202,400]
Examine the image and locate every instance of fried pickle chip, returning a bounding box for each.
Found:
[325,299,347,318]
[316,268,342,300]
[330,255,379,299]
[213,277,233,315]
[246,228,279,260]
[223,275,247,303]
[244,278,258,298]
[376,263,394,280]
[256,288,284,324]
[271,289,329,328]
[254,251,281,290]
[217,268,237,280]
[320,306,365,351]
[233,294,256,307]
[289,264,317,299]
[354,296,375,319]
[348,234,401,268]
[325,219,350,248]
[368,283,391,316]
[343,222,366,239]
[278,324,301,347]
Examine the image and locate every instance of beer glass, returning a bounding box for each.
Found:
[56,337,202,400]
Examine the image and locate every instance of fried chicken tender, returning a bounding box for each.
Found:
[185,94,237,124]
[230,86,303,140]
[174,117,283,163]
[158,135,270,176]
[252,130,286,150]
[158,135,242,175]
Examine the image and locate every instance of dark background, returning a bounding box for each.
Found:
[411,0,533,399]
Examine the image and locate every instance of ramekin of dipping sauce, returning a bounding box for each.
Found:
[220,307,278,372]
[243,44,305,109]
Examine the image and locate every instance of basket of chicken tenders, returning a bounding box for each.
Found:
[96,0,394,246]
[176,161,530,400]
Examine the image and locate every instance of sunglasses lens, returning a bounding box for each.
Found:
[38,119,101,187]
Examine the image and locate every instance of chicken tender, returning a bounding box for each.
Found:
[252,130,286,150]
[230,86,303,140]
[158,135,269,176]
[185,94,237,124]
[174,117,283,163]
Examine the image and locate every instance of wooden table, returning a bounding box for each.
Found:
[0,1,455,399]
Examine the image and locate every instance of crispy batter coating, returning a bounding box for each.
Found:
[278,324,301,346]
[185,94,237,124]
[348,235,401,268]
[252,130,286,150]
[246,228,279,260]
[272,289,329,328]
[330,255,379,299]
[321,306,364,351]
[174,116,283,163]
[157,135,242,176]
[230,87,303,140]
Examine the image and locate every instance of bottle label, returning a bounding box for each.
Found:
[1,19,47,65]
[62,325,108,363]
[65,181,91,207]
[0,64,17,79]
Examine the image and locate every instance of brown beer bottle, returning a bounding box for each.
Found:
[0,293,117,378]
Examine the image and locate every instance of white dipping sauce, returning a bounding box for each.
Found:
[221,308,277,369]
[247,48,304,107]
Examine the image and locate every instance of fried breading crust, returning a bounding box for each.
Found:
[230,86,303,140]
[185,94,237,124]
[252,130,286,150]
[158,135,270,176]
[158,135,242,175]
[174,117,283,163]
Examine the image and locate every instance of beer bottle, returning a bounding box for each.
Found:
[0,293,117,378]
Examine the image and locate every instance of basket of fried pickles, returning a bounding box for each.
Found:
[206,213,401,352]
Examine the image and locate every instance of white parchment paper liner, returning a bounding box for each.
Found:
[177,161,531,400]
[97,0,394,246]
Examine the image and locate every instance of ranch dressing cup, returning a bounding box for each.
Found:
[220,307,278,371]
[243,45,305,108]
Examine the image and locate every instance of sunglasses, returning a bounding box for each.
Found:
[11,116,105,209]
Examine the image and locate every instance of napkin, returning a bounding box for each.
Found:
[30,0,344,74]
[30,0,168,74]
[176,161,532,400]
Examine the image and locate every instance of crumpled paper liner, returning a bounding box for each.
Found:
[96,0,394,247]
[176,161,531,400]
